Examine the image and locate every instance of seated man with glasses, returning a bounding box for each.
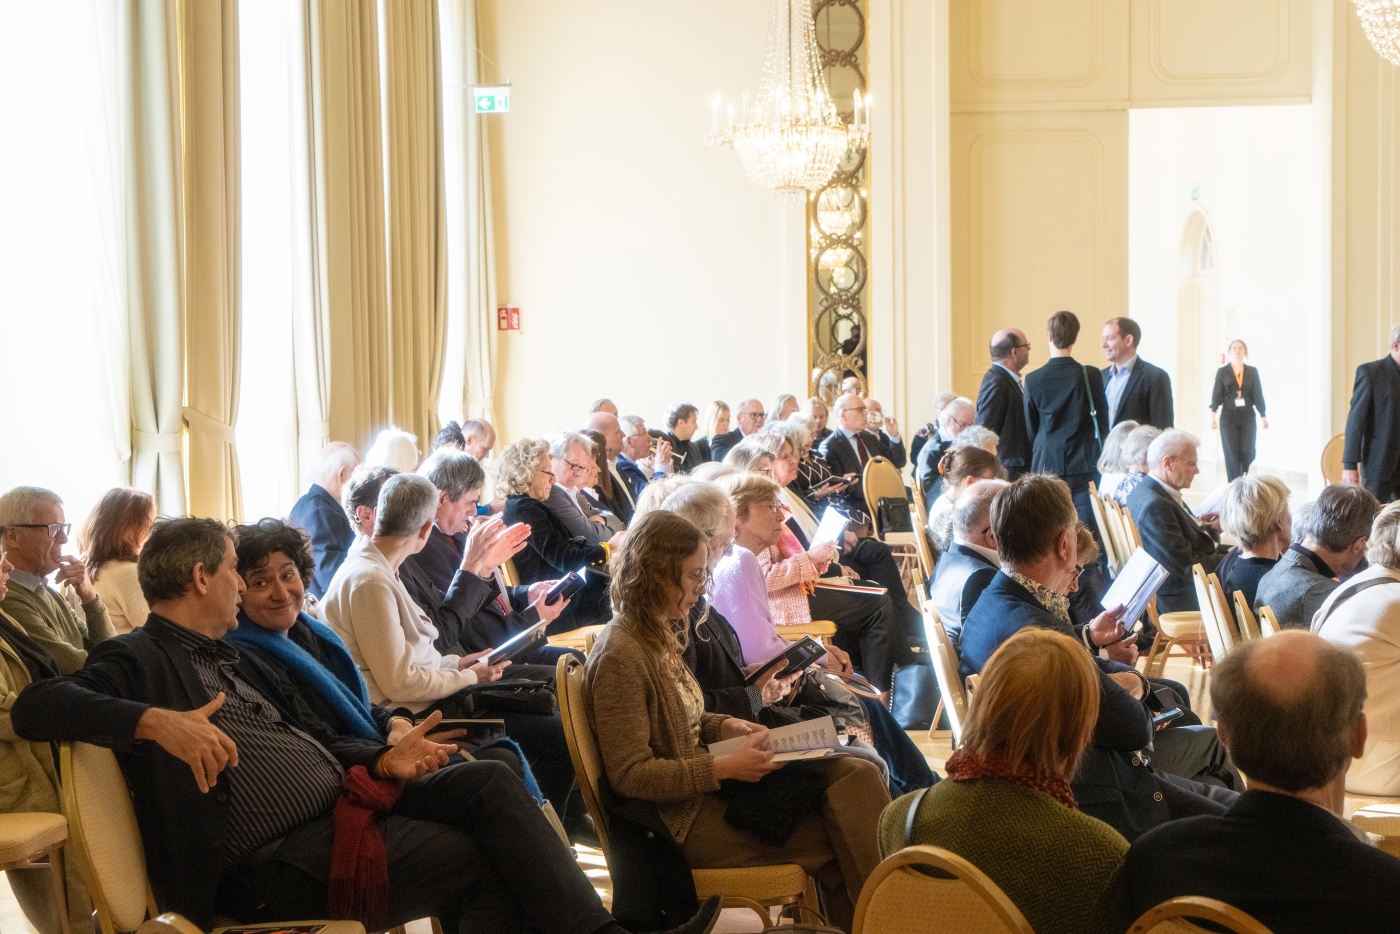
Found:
[616,416,673,498]
[0,486,115,673]
[817,392,904,511]
[709,398,765,464]
[537,432,619,546]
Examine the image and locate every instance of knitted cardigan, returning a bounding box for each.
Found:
[880,778,1131,934]
[0,581,113,675]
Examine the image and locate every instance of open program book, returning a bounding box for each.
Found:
[706,715,842,762]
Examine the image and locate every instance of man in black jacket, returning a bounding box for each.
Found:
[1102,316,1174,430]
[11,517,720,934]
[928,479,1004,647]
[663,403,706,474]
[1343,324,1400,501]
[1023,310,1110,529]
[1126,632,1400,933]
[975,328,1032,479]
[818,392,906,510]
[709,398,765,463]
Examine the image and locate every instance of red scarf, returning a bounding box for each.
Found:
[328,765,404,930]
[944,748,1077,809]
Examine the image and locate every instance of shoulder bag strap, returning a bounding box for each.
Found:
[903,784,934,848]
[1082,366,1102,445]
[1314,574,1400,631]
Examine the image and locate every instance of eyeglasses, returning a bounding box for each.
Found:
[1074,564,1085,575]
[257,518,287,533]
[537,468,555,478]
[1013,342,1031,350]
[739,411,766,420]
[760,500,784,514]
[840,406,866,413]
[562,458,590,475]
[8,523,70,539]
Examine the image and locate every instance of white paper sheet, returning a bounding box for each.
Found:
[707,715,839,761]
[810,508,848,547]
[1101,547,1170,632]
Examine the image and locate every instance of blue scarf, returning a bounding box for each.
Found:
[227,612,382,740]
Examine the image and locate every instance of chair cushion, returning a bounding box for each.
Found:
[692,863,808,900]
[1157,612,1205,639]
[0,812,67,864]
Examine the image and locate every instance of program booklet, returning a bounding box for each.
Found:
[706,715,841,762]
[1102,547,1170,632]
[810,507,849,548]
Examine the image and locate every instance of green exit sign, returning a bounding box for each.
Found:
[473,86,510,113]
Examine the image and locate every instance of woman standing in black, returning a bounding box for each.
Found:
[1210,339,1268,481]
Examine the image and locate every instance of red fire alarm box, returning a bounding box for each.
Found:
[497,306,521,330]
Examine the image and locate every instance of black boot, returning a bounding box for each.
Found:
[659,895,722,934]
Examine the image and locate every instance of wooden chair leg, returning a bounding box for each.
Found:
[928,698,945,743]
[46,846,71,934]
[431,919,444,934]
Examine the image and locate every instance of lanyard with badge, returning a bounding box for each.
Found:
[1233,367,1246,408]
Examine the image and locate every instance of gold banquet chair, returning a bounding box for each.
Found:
[921,602,969,745]
[1106,506,1208,678]
[1320,433,1345,486]
[1256,605,1281,638]
[1127,896,1275,934]
[852,845,1033,934]
[1232,591,1261,642]
[554,656,817,930]
[60,742,365,934]
[0,812,73,934]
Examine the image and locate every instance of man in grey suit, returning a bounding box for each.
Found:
[1255,484,1377,628]
[928,479,1006,648]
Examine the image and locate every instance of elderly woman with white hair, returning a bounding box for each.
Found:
[1111,424,1162,508]
[364,426,420,471]
[915,395,976,502]
[1215,475,1293,609]
[1095,420,1140,500]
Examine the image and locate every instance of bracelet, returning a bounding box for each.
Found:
[600,541,611,562]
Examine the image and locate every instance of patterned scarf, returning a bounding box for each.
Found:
[945,748,1077,809]
[1007,570,1072,624]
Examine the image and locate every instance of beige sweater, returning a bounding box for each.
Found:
[319,537,477,712]
[92,560,149,633]
[583,621,728,842]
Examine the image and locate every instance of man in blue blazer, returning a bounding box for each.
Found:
[709,398,765,463]
[1022,311,1109,529]
[975,328,1032,479]
[927,479,1004,647]
[287,441,360,599]
[1102,316,1175,430]
[1343,324,1400,501]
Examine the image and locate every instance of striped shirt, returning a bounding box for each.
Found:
[148,616,345,872]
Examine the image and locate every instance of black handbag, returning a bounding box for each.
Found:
[888,655,939,730]
[877,496,913,534]
[463,678,558,715]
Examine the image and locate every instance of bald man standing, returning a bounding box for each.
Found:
[975,328,1032,480]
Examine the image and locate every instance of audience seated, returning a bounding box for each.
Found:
[498,439,613,629]
[861,398,906,465]
[288,441,362,599]
[913,395,974,502]
[1126,632,1400,933]
[544,432,618,545]
[928,479,1006,647]
[617,415,673,495]
[584,411,636,524]
[77,487,155,633]
[1215,475,1292,609]
[1095,419,1140,501]
[951,423,999,456]
[0,486,114,673]
[1126,430,1229,612]
[910,390,959,465]
[1257,483,1376,627]
[959,475,1236,840]
[1110,424,1161,508]
[663,403,706,474]
[882,628,1130,934]
[697,400,730,463]
[583,511,889,931]
[770,393,800,422]
[818,392,906,511]
[805,396,832,448]
[709,398,764,463]
[926,446,1006,549]
[1314,502,1400,795]
[365,426,420,471]
[12,516,717,934]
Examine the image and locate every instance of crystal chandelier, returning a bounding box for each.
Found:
[707,0,869,205]
[1356,0,1400,65]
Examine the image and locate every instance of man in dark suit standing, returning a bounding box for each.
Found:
[1126,430,1229,612]
[928,479,1005,647]
[975,328,1032,479]
[1343,325,1400,501]
[818,391,905,510]
[1102,316,1174,430]
[1126,632,1400,934]
[709,398,765,463]
[287,441,360,599]
[1023,310,1110,529]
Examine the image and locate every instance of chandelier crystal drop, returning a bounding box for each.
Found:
[1356,0,1400,66]
[708,0,869,205]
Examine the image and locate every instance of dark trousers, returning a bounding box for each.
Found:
[844,539,926,649]
[1062,472,1101,537]
[238,760,610,934]
[1219,413,1257,481]
[806,586,910,693]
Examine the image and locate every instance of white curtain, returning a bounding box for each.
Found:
[437,0,498,432]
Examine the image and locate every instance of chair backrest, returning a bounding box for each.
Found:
[1098,500,1127,577]
[863,456,908,534]
[853,845,1034,934]
[1320,433,1346,486]
[555,654,613,854]
[921,603,968,744]
[60,743,158,934]
[1207,572,1241,644]
[1256,605,1281,638]
[1192,565,1234,661]
[1232,591,1260,642]
[1120,504,1144,548]
[500,557,521,588]
[1127,896,1276,934]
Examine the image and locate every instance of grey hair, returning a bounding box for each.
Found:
[137,517,231,603]
[953,425,999,454]
[309,442,362,486]
[763,419,811,452]
[375,473,440,538]
[589,398,615,414]
[1121,425,1162,469]
[784,415,816,448]
[365,427,420,472]
[662,481,735,539]
[931,391,958,418]
[495,439,550,496]
[1391,323,1400,345]
[417,449,486,502]
[547,430,593,460]
[770,393,798,419]
[618,415,647,437]
[634,476,694,522]
[1305,484,1380,553]
[724,441,774,473]
[954,479,1008,540]
[937,397,974,431]
[1220,475,1291,551]
[1146,429,1198,469]
[0,487,63,527]
[691,463,738,483]
[1366,499,1400,570]
[748,430,792,460]
[1096,420,1140,474]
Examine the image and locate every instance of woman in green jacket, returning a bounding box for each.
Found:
[879,628,1131,934]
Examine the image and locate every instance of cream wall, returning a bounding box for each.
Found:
[1127,105,1314,476]
[477,0,807,441]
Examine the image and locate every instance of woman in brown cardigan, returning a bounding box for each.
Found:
[583,511,890,930]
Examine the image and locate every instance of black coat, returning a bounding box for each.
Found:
[708,428,745,464]
[1126,790,1400,934]
[1209,364,1266,419]
[1023,356,1110,476]
[1126,477,1226,613]
[975,365,1031,471]
[502,495,611,629]
[399,554,551,661]
[817,429,899,510]
[665,435,706,475]
[927,542,997,648]
[10,621,386,928]
[1343,355,1400,496]
[682,607,804,727]
[914,435,951,503]
[287,483,355,600]
[1103,357,1174,429]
